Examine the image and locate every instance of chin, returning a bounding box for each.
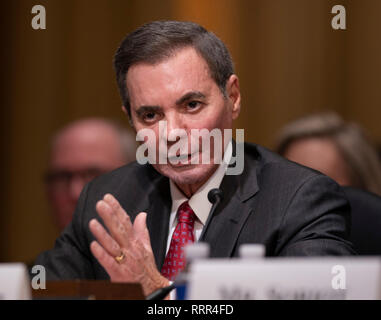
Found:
[153,163,217,187]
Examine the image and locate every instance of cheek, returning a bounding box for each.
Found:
[190,112,227,132]
[202,101,232,131]
[136,125,159,145]
[195,114,232,144]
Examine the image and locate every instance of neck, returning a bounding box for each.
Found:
[175,165,218,198]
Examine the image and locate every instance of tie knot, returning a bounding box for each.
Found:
[177,201,196,224]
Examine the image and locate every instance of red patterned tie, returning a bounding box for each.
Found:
[161,201,196,281]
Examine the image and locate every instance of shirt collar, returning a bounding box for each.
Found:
[169,140,232,225]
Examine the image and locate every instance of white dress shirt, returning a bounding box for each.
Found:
[165,141,232,299]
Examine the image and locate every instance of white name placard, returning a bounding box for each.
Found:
[188,257,381,300]
[0,263,31,300]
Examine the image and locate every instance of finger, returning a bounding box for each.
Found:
[103,194,133,239]
[90,241,121,280]
[96,200,129,248]
[133,212,152,250]
[89,219,121,257]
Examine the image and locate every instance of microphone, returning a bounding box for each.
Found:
[200,188,224,240]
[208,188,224,212]
[146,283,175,300]
[207,188,224,205]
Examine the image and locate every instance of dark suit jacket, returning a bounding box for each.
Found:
[36,143,355,280]
[343,186,381,255]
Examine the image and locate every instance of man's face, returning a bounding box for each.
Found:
[126,47,240,188]
[46,123,127,231]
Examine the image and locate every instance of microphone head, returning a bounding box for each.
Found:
[207,188,224,204]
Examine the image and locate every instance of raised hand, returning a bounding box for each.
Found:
[89,193,169,296]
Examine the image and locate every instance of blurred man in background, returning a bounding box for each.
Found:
[45,118,137,231]
[275,112,381,196]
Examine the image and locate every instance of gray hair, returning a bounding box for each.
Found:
[114,20,234,119]
[275,112,381,196]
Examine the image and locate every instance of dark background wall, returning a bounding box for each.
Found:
[1,0,380,262]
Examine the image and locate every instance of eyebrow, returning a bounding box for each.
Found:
[175,91,206,105]
[135,91,206,117]
[135,105,161,117]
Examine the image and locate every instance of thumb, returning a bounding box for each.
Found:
[133,212,152,248]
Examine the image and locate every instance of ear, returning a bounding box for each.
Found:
[225,74,241,120]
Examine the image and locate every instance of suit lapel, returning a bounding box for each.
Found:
[145,175,172,269]
[200,144,260,257]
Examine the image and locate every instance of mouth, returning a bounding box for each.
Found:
[167,152,197,166]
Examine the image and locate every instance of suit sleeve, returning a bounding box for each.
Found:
[276,174,356,256]
[33,183,97,280]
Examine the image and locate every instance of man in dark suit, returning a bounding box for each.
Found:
[36,21,355,297]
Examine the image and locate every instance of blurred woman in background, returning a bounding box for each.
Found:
[275,112,381,196]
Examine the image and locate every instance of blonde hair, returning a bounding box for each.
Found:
[276,112,381,196]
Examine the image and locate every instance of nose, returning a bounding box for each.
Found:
[68,176,86,203]
[165,112,187,144]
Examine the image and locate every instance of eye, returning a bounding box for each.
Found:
[187,101,202,110]
[142,112,157,122]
